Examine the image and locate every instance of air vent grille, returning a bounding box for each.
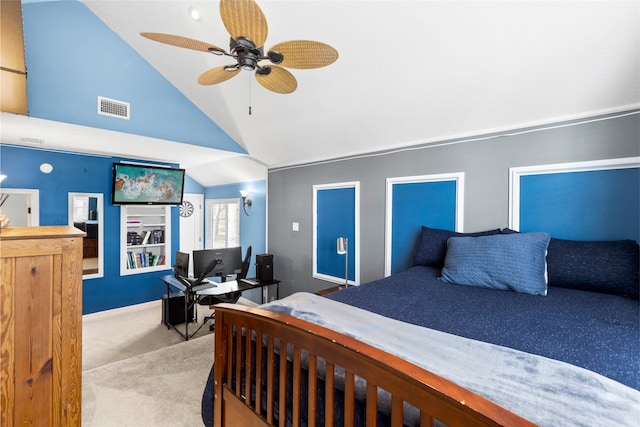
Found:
[98,96,130,120]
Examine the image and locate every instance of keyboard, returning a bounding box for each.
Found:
[240,279,260,286]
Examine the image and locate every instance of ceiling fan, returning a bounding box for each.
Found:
[141,0,339,94]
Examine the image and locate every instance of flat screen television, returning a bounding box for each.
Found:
[112,163,185,205]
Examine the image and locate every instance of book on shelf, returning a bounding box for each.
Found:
[126,251,165,269]
[151,229,164,244]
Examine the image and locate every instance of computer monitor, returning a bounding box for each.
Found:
[174,251,190,277]
[193,247,242,282]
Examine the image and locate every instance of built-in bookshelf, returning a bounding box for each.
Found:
[120,205,171,275]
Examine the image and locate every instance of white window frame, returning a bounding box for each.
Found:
[205,198,241,249]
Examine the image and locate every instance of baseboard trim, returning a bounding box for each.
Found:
[83,300,160,321]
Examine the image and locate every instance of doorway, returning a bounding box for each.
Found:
[0,189,39,226]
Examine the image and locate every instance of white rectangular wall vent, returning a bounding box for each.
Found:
[98,96,130,120]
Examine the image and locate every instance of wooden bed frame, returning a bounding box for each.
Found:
[212,303,537,427]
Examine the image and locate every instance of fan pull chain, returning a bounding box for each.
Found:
[248,72,252,115]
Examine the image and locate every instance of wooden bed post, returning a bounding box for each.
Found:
[213,311,227,427]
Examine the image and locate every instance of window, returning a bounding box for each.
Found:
[205,198,240,249]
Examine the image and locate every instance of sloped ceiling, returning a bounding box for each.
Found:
[2,0,639,187]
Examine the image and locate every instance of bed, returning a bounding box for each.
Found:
[201,227,640,426]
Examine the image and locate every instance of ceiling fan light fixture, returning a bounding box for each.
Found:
[238,56,258,70]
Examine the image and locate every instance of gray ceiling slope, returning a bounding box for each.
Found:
[7,1,640,187]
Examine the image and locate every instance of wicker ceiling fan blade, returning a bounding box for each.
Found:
[269,40,339,69]
[255,66,297,94]
[198,66,240,85]
[220,0,268,48]
[140,32,224,53]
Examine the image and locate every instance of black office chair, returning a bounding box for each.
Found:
[198,246,251,330]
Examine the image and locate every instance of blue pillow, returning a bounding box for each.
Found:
[413,226,501,268]
[440,232,551,296]
[547,238,639,299]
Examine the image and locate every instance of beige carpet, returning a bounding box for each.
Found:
[82,333,214,427]
[83,300,214,371]
[82,299,217,426]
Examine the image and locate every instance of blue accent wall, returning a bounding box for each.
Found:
[520,168,640,242]
[316,187,355,280]
[21,1,244,154]
[184,175,205,194]
[390,181,457,274]
[0,144,181,314]
[0,144,267,312]
[204,180,267,281]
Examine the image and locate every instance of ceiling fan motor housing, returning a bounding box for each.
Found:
[231,37,262,70]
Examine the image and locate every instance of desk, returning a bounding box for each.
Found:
[159,275,280,340]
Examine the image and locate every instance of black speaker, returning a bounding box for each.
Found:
[256,254,273,282]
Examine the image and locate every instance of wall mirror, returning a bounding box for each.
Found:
[68,192,104,279]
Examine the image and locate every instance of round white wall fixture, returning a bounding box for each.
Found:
[40,163,53,173]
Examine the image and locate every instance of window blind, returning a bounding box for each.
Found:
[205,198,240,249]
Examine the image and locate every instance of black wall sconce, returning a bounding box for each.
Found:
[240,190,252,216]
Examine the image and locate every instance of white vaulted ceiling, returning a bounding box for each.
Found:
[2,0,638,186]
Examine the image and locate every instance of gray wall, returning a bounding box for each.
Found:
[268,112,640,297]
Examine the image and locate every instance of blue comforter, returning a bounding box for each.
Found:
[325,265,640,390]
[202,265,639,426]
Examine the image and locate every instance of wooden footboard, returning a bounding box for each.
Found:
[212,304,536,427]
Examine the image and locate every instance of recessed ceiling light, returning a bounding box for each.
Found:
[188,6,202,22]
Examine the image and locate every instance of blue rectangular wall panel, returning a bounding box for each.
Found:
[391,181,457,274]
[316,187,355,280]
[520,168,639,242]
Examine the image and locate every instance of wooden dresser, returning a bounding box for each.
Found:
[0,226,85,426]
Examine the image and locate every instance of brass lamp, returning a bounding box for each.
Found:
[240,190,252,216]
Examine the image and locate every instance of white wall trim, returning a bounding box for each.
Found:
[0,188,39,226]
[312,181,361,286]
[68,192,104,279]
[384,172,465,277]
[508,157,640,231]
